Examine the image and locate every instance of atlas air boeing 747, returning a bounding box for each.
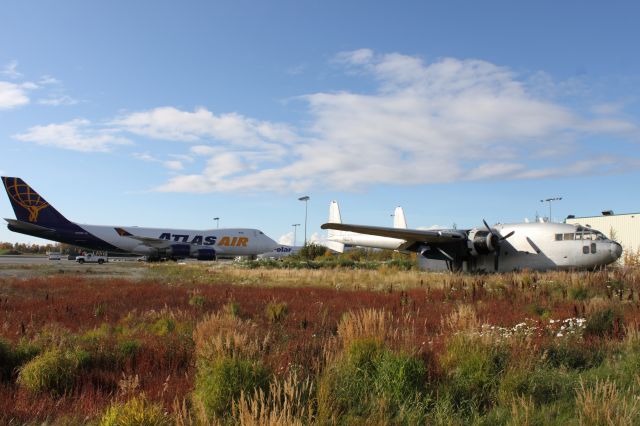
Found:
[1,177,278,260]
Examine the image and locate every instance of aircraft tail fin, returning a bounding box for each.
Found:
[393,206,407,229]
[325,200,345,253]
[1,177,73,227]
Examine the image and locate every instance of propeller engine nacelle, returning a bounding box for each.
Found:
[467,229,498,256]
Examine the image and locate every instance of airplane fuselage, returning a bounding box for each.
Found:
[422,222,622,272]
[7,219,278,258]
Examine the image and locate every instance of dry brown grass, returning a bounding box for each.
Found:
[201,264,444,291]
[193,311,268,361]
[441,304,481,334]
[337,308,416,351]
[233,372,315,426]
[576,378,640,426]
[507,396,535,426]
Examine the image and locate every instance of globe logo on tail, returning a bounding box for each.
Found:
[3,178,49,222]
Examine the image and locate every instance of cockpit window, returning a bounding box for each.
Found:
[563,233,574,241]
[555,234,562,241]
[574,226,608,241]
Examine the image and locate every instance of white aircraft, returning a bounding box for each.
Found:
[325,200,408,252]
[257,244,303,260]
[322,212,623,272]
[2,177,278,261]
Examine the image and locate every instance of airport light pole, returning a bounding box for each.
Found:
[540,197,562,223]
[298,196,310,246]
[292,223,300,247]
[213,217,220,228]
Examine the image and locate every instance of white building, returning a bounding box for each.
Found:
[566,212,640,264]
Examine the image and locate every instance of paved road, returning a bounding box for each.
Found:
[0,255,52,265]
[0,255,141,265]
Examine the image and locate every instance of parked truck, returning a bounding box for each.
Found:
[76,253,108,264]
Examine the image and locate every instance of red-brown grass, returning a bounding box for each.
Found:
[1,267,639,423]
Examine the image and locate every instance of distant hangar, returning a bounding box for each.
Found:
[566,211,640,264]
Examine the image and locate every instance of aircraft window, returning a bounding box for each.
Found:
[595,232,606,240]
[583,246,589,254]
[563,233,574,240]
[591,243,596,254]
[555,234,562,241]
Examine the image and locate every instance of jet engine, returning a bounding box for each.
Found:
[195,248,216,261]
[168,244,191,258]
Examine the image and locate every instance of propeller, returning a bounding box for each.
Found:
[482,220,515,271]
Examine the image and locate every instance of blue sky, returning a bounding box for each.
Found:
[1,1,639,246]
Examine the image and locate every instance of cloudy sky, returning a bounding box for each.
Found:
[1,1,639,245]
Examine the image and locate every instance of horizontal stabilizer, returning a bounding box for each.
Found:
[5,218,56,234]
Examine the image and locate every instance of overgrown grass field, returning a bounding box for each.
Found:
[1,263,640,424]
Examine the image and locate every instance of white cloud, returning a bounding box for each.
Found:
[163,160,184,171]
[10,50,639,192]
[156,51,638,193]
[38,94,79,106]
[278,231,294,245]
[38,75,60,85]
[113,106,297,147]
[14,119,131,152]
[190,145,218,156]
[3,60,22,79]
[0,81,31,109]
[133,152,185,170]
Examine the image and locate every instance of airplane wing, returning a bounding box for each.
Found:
[114,227,174,249]
[321,223,467,244]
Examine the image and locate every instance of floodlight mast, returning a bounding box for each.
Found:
[540,197,562,223]
[298,196,310,245]
[292,223,300,247]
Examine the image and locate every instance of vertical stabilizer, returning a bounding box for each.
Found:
[393,206,407,229]
[1,177,73,227]
[325,200,345,253]
[329,200,342,224]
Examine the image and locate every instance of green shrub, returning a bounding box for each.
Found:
[318,338,427,423]
[11,339,41,368]
[499,366,576,406]
[0,338,13,380]
[17,348,87,395]
[194,356,271,420]
[99,394,171,426]
[189,294,206,308]
[584,308,623,338]
[569,286,590,301]
[151,317,176,336]
[118,339,141,360]
[543,340,605,371]
[440,335,509,415]
[223,301,240,318]
[265,301,288,323]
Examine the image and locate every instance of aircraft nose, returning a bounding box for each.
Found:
[611,242,623,261]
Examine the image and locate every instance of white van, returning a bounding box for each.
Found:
[48,252,61,260]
